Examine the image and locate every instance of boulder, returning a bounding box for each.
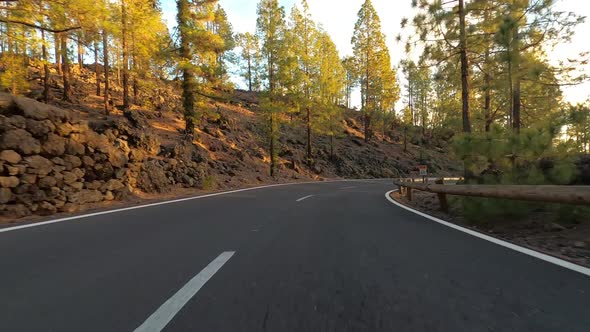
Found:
[68,182,84,190]
[108,150,128,169]
[82,155,95,167]
[21,174,37,184]
[5,165,24,176]
[85,180,103,190]
[0,150,22,164]
[101,179,125,192]
[42,133,67,156]
[67,189,103,204]
[0,188,13,204]
[87,134,110,152]
[0,176,19,188]
[55,122,75,136]
[65,138,85,155]
[24,155,53,176]
[1,129,41,155]
[38,201,57,215]
[137,160,170,193]
[5,115,26,129]
[3,204,30,218]
[26,119,55,137]
[14,96,49,120]
[52,157,65,165]
[104,191,115,201]
[63,155,82,170]
[72,167,85,178]
[38,176,58,189]
[62,171,78,184]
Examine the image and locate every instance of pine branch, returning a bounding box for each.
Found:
[0,18,80,33]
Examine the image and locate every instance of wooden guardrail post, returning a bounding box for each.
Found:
[433,178,448,212]
[437,193,448,212]
[406,179,413,201]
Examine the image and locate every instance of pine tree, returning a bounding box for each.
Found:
[352,0,398,141]
[237,32,261,92]
[289,0,317,164]
[256,0,287,176]
[315,31,346,158]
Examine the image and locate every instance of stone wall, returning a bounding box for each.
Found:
[0,93,207,218]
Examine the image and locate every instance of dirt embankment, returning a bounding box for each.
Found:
[390,190,590,268]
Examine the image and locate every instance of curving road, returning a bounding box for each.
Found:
[0,180,589,331]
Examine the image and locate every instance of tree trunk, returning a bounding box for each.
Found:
[511,25,521,133]
[54,32,61,75]
[484,71,491,132]
[330,134,334,159]
[103,29,110,114]
[247,54,252,92]
[94,40,100,96]
[306,107,312,164]
[60,34,71,102]
[77,33,84,69]
[41,30,50,103]
[270,113,276,177]
[364,113,371,142]
[122,0,130,110]
[512,79,521,132]
[458,0,471,133]
[403,126,408,152]
[178,0,196,137]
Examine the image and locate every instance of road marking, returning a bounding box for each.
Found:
[385,190,590,277]
[0,179,390,234]
[296,195,315,202]
[134,251,235,332]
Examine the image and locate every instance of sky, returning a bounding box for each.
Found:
[160,0,590,107]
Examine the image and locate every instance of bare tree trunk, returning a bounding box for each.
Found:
[103,29,110,114]
[60,34,71,102]
[41,30,50,103]
[247,55,252,92]
[458,0,471,133]
[306,107,312,164]
[403,126,408,152]
[54,32,61,75]
[77,32,84,69]
[121,0,130,110]
[94,40,100,96]
[270,113,276,177]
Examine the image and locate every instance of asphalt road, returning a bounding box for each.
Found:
[1,180,589,331]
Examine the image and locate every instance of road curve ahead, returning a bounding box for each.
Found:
[0,180,589,331]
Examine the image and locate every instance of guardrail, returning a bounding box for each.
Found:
[393,178,590,212]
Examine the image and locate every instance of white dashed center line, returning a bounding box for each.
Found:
[296,195,315,202]
[134,251,235,332]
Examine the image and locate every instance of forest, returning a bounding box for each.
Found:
[0,0,588,185]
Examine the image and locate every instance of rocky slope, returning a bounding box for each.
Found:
[0,66,460,220]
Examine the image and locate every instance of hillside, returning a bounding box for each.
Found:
[0,64,460,220]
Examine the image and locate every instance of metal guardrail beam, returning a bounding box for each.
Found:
[394,179,590,207]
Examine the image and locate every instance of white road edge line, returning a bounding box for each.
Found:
[296,195,315,202]
[385,190,590,277]
[134,251,235,332]
[0,179,388,234]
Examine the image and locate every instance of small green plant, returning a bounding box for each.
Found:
[201,175,217,190]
